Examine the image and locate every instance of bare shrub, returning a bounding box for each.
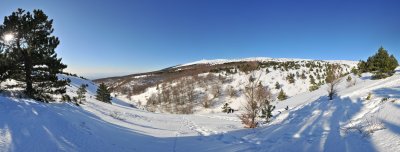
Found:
[144,77,197,114]
[161,83,172,103]
[238,61,259,73]
[381,97,389,102]
[146,95,157,112]
[255,82,272,104]
[202,94,212,108]
[171,83,182,105]
[239,74,274,128]
[211,84,222,98]
[184,78,196,104]
[226,85,238,98]
[326,64,342,100]
[239,75,259,128]
[342,115,385,137]
[346,76,357,88]
[110,111,125,120]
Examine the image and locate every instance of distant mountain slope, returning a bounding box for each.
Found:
[94,57,358,114]
[178,57,357,67]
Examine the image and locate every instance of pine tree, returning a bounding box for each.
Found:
[346,75,352,82]
[286,73,295,84]
[222,103,229,113]
[76,84,87,104]
[309,84,319,92]
[360,47,398,79]
[351,67,359,75]
[389,54,399,72]
[301,72,307,79]
[309,75,316,85]
[275,82,280,89]
[357,60,368,73]
[0,9,68,101]
[96,83,112,104]
[277,89,287,101]
[260,103,275,123]
[0,53,12,90]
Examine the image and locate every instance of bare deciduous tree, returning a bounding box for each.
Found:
[226,85,238,98]
[211,84,222,98]
[326,64,342,100]
[202,94,211,108]
[239,75,259,128]
[239,73,275,128]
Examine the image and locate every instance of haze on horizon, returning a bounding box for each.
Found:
[1,0,399,79]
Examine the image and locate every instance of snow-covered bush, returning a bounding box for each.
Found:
[110,111,125,121]
[342,115,385,137]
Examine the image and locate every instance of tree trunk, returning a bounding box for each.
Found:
[17,39,33,98]
[25,55,33,98]
[23,49,33,98]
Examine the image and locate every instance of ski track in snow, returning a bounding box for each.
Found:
[181,116,219,137]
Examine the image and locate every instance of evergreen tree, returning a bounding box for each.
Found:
[346,75,352,82]
[222,103,229,113]
[301,72,307,79]
[357,60,368,73]
[0,52,12,90]
[351,67,359,75]
[76,84,87,104]
[286,73,295,84]
[309,84,319,92]
[260,101,275,123]
[275,82,281,89]
[0,9,68,101]
[389,54,399,73]
[96,83,112,104]
[359,47,398,79]
[277,89,288,101]
[309,75,316,85]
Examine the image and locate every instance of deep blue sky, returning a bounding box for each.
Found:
[1,0,399,78]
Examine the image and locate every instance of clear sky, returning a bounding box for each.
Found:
[1,0,399,79]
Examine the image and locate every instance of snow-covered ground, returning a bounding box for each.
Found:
[1,69,400,152]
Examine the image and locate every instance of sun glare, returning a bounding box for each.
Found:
[4,34,14,42]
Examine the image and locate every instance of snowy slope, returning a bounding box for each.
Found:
[1,69,400,152]
[126,59,356,114]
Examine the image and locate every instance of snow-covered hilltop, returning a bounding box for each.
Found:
[178,57,358,67]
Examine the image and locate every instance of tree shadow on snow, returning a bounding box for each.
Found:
[0,97,171,152]
[381,120,400,137]
[166,96,379,152]
[373,86,400,99]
